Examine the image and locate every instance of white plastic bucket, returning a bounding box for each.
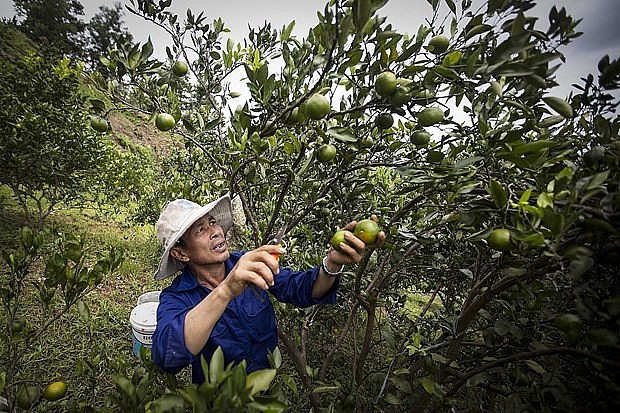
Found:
[130,300,159,357]
[137,290,161,305]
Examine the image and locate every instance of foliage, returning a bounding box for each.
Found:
[0,23,37,61]
[12,0,86,58]
[109,347,286,413]
[1,0,618,411]
[0,226,123,412]
[97,0,620,410]
[85,2,134,77]
[0,52,110,229]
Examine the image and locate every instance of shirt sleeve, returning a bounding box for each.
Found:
[152,289,197,373]
[269,265,339,308]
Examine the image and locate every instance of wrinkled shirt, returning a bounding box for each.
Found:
[152,251,338,383]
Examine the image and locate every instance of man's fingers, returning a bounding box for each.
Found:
[342,221,357,231]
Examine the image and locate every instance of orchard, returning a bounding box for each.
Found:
[1,0,619,412]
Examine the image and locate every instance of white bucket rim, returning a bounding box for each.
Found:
[130,301,158,333]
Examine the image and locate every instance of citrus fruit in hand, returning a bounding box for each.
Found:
[172,61,188,77]
[16,385,40,410]
[487,228,512,251]
[417,107,444,126]
[410,130,431,146]
[44,381,68,401]
[155,113,176,131]
[427,35,450,54]
[375,71,397,97]
[354,219,380,245]
[306,93,331,120]
[90,116,109,133]
[316,144,336,163]
[375,113,394,129]
[331,230,352,251]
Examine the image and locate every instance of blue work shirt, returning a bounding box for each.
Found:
[152,251,339,383]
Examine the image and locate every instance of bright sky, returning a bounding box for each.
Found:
[2,0,619,98]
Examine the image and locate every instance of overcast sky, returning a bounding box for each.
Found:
[2,0,619,98]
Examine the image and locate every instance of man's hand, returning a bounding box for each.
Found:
[220,245,285,298]
[325,214,386,271]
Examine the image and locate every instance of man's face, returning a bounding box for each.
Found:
[174,214,230,265]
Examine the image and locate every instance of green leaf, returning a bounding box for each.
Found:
[113,375,137,402]
[149,394,187,412]
[487,179,507,208]
[489,32,533,64]
[247,398,289,412]
[312,385,340,393]
[141,37,154,60]
[465,24,492,39]
[281,20,295,41]
[353,0,371,29]
[588,328,618,346]
[77,299,90,323]
[494,320,511,336]
[509,140,556,156]
[524,360,546,374]
[0,370,5,394]
[246,368,276,396]
[421,377,435,394]
[467,372,490,387]
[536,192,553,209]
[382,392,403,405]
[209,347,224,384]
[491,63,534,77]
[327,127,356,143]
[543,96,574,118]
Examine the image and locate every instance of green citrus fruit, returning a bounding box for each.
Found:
[155,113,176,131]
[426,150,445,163]
[44,381,68,401]
[375,113,394,129]
[354,219,380,245]
[554,314,582,332]
[417,107,445,126]
[487,228,512,251]
[11,318,26,333]
[16,385,40,410]
[375,71,397,97]
[316,144,336,163]
[410,130,431,146]
[90,116,109,133]
[360,136,374,148]
[306,93,331,120]
[389,85,412,106]
[428,35,450,54]
[172,61,189,77]
[286,107,300,124]
[331,230,352,251]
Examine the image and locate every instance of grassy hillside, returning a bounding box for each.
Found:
[0,23,37,62]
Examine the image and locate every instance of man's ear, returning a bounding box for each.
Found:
[170,246,189,262]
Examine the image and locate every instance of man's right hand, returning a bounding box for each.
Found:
[220,245,285,298]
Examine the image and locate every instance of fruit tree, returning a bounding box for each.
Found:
[96,0,620,411]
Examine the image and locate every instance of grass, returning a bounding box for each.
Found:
[0,187,184,410]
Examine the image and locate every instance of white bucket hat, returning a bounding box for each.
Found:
[154,194,233,280]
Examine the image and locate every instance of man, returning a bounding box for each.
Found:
[151,194,384,383]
